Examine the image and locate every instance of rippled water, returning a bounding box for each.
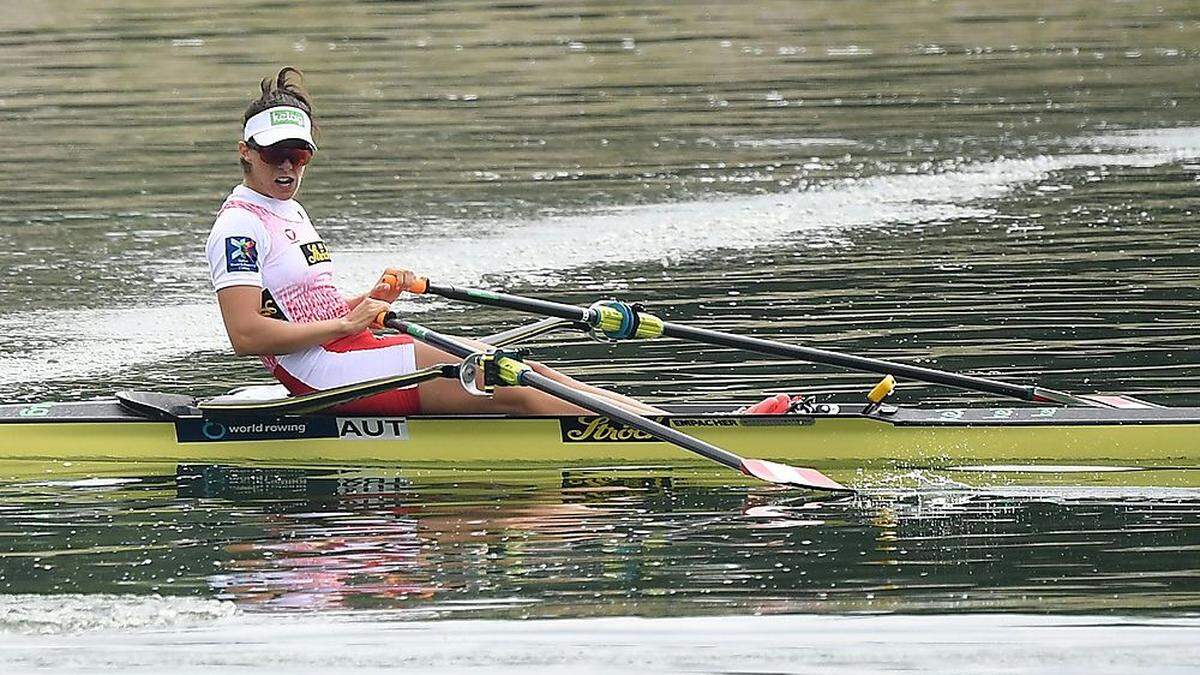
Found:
[3,469,1199,615]
[3,0,1200,670]
[2,469,1200,670]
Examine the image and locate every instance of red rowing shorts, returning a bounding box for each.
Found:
[272,330,423,415]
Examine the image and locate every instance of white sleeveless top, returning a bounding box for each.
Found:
[205,184,350,373]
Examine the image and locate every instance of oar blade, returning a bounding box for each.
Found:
[740,459,849,492]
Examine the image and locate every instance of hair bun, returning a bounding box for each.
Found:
[256,67,313,114]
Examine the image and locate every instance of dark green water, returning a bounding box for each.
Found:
[2,0,1200,670]
[3,469,1199,615]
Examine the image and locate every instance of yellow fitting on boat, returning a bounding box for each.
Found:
[868,375,896,403]
[494,355,532,386]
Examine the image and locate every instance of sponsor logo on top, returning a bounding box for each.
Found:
[210,420,308,437]
[18,403,52,418]
[300,241,331,266]
[176,417,333,443]
[671,418,740,428]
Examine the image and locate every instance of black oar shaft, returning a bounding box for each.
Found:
[661,322,1038,402]
[418,280,1092,406]
[425,282,589,323]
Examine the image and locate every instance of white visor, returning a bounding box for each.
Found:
[242,106,317,151]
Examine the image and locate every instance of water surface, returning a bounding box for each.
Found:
[2,0,1200,669]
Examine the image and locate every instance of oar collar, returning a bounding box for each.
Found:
[589,300,664,340]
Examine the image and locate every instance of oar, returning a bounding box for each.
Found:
[379,313,849,493]
[396,277,1106,408]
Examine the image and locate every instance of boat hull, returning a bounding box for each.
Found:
[2,400,1199,484]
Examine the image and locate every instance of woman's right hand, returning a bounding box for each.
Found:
[339,296,393,335]
[370,268,417,302]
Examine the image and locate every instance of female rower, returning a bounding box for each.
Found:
[205,67,659,416]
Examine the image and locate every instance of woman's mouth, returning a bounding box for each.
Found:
[274,176,295,187]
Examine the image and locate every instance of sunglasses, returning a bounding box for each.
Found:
[249,143,313,167]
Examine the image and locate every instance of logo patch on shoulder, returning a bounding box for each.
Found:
[225,237,259,273]
[300,241,331,266]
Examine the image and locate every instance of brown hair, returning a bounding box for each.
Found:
[240,67,317,171]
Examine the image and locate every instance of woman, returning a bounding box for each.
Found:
[206,67,659,416]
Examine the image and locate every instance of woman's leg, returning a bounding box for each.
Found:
[525,360,661,414]
[412,340,662,416]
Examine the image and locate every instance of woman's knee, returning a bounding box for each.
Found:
[495,386,578,415]
[494,386,542,414]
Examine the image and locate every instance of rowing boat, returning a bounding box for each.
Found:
[2,388,1197,484]
[5,280,1198,489]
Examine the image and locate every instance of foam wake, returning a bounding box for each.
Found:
[3,612,1199,672]
[0,594,236,635]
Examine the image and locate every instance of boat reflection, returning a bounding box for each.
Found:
[2,461,1198,616]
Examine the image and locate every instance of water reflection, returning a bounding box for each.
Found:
[2,463,1197,617]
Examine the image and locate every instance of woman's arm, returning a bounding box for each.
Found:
[216,285,391,356]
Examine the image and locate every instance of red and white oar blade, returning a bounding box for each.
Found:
[740,459,850,492]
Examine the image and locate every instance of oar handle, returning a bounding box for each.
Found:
[378,273,429,297]
[369,273,429,328]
